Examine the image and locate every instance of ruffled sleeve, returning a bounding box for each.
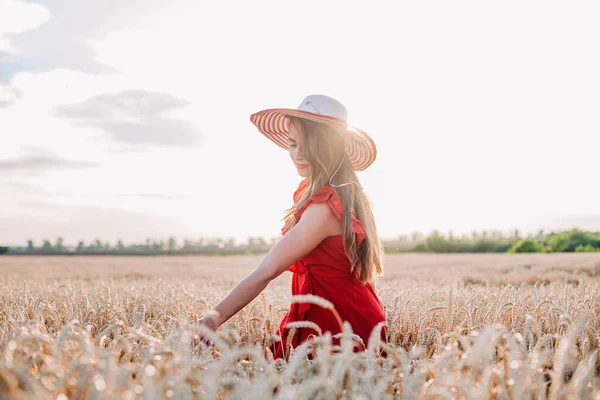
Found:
[294,185,366,239]
[281,179,310,236]
[293,178,310,203]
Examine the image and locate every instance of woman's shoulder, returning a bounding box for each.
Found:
[299,200,344,237]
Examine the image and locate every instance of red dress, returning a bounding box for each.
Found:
[269,178,387,360]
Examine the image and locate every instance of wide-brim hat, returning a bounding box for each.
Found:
[249,94,377,171]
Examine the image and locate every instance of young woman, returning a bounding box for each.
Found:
[197,94,387,360]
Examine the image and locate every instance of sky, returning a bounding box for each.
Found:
[1,0,599,246]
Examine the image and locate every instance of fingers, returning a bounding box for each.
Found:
[199,335,212,346]
[191,334,212,352]
[191,312,219,354]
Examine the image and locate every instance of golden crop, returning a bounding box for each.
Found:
[0,253,599,399]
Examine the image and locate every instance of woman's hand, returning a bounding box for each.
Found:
[191,310,219,349]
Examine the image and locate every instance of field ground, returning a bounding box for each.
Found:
[3,251,600,288]
[1,253,600,398]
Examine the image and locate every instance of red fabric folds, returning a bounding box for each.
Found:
[270,179,387,360]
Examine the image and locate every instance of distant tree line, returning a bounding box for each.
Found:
[1,229,599,256]
[385,228,600,254]
[4,236,278,256]
[506,230,600,253]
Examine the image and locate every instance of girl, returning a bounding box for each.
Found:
[197,94,387,360]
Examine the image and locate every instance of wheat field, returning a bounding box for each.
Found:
[1,253,600,399]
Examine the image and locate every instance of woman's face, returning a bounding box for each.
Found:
[288,120,311,178]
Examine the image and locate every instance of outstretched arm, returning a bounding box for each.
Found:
[206,202,340,329]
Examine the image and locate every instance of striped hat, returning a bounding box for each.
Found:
[249,94,377,171]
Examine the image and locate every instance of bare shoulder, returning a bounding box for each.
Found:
[301,202,344,237]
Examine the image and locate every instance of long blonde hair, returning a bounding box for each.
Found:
[281,117,384,284]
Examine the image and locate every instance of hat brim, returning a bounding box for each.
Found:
[250,108,377,171]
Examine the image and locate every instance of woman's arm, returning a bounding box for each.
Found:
[206,202,341,329]
[209,268,271,327]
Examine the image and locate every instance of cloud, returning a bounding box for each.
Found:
[0,147,98,174]
[0,1,51,52]
[0,0,179,82]
[0,181,190,209]
[54,90,201,149]
[1,181,52,194]
[0,84,22,108]
[131,193,188,200]
[0,0,57,81]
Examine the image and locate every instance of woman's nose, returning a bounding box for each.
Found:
[294,148,303,160]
